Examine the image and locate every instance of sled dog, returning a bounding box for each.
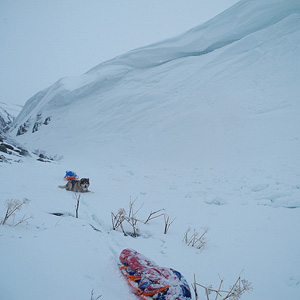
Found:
[58,178,90,192]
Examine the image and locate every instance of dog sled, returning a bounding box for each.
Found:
[119,248,191,300]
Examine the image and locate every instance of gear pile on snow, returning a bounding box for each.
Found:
[119,248,191,300]
[64,170,79,181]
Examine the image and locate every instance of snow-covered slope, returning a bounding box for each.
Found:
[2,1,300,300]
[0,101,23,126]
[0,103,33,162]
[9,0,300,166]
[0,106,14,130]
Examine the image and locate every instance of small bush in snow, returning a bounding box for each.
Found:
[192,273,252,300]
[1,198,31,226]
[111,197,142,237]
[111,208,126,231]
[183,227,208,250]
[111,197,175,236]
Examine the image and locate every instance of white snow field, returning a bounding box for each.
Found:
[1,0,300,299]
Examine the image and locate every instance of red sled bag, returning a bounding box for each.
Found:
[119,248,191,300]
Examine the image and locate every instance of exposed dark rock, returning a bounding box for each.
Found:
[50,212,64,216]
[17,119,31,136]
[0,144,8,153]
[2,143,14,151]
[0,155,8,162]
[44,117,51,125]
[32,113,42,133]
[14,148,30,157]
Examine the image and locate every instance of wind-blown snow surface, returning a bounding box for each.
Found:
[1,0,300,299]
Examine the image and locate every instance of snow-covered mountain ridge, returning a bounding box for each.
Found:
[0,107,14,130]
[9,0,300,147]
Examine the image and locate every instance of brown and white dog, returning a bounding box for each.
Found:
[58,178,90,192]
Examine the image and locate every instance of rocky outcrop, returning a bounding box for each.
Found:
[16,113,51,136]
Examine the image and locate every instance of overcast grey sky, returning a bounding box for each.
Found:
[0,0,239,106]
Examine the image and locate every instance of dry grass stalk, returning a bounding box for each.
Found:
[193,273,252,300]
[90,289,102,299]
[163,214,176,234]
[128,196,143,219]
[111,208,126,233]
[13,214,32,227]
[183,227,208,250]
[127,197,143,236]
[192,274,199,300]
[1,198,29,225]
[74,193,81,218]
[144,208,165,224]
[89,223,102,232]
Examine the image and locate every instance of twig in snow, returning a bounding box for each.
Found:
[144,208,165,224]
[163,213,176,234]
